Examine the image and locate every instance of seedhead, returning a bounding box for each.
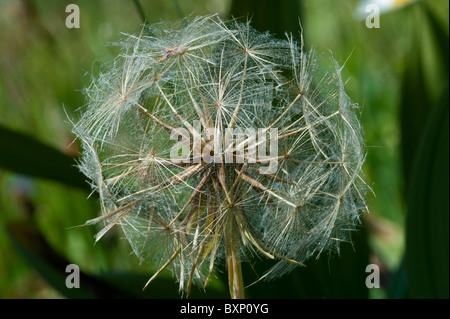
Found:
[73,15,369,298]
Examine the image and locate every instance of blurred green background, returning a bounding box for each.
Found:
[0,0,448,299]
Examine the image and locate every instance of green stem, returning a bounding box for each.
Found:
[131,0,147,24]
[224,214,245,299]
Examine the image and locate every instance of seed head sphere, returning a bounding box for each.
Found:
[73,15,369,296]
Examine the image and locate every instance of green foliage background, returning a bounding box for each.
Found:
[0,0,448,298]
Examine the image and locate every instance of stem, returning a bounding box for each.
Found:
[224,214,245,299]
[172,0,185,20]
[131,0,147,24]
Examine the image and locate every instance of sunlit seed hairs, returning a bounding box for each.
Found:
[73,14,370,298]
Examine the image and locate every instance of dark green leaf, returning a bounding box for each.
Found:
[405,89,449,298]
[400,3,449,185]
[6,222,124,298]
[0,125,88,190]
[7,221,228,298]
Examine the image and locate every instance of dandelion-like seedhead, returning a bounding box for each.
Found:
[73,15,369,298]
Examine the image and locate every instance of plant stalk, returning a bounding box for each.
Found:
[224,215,245,299]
